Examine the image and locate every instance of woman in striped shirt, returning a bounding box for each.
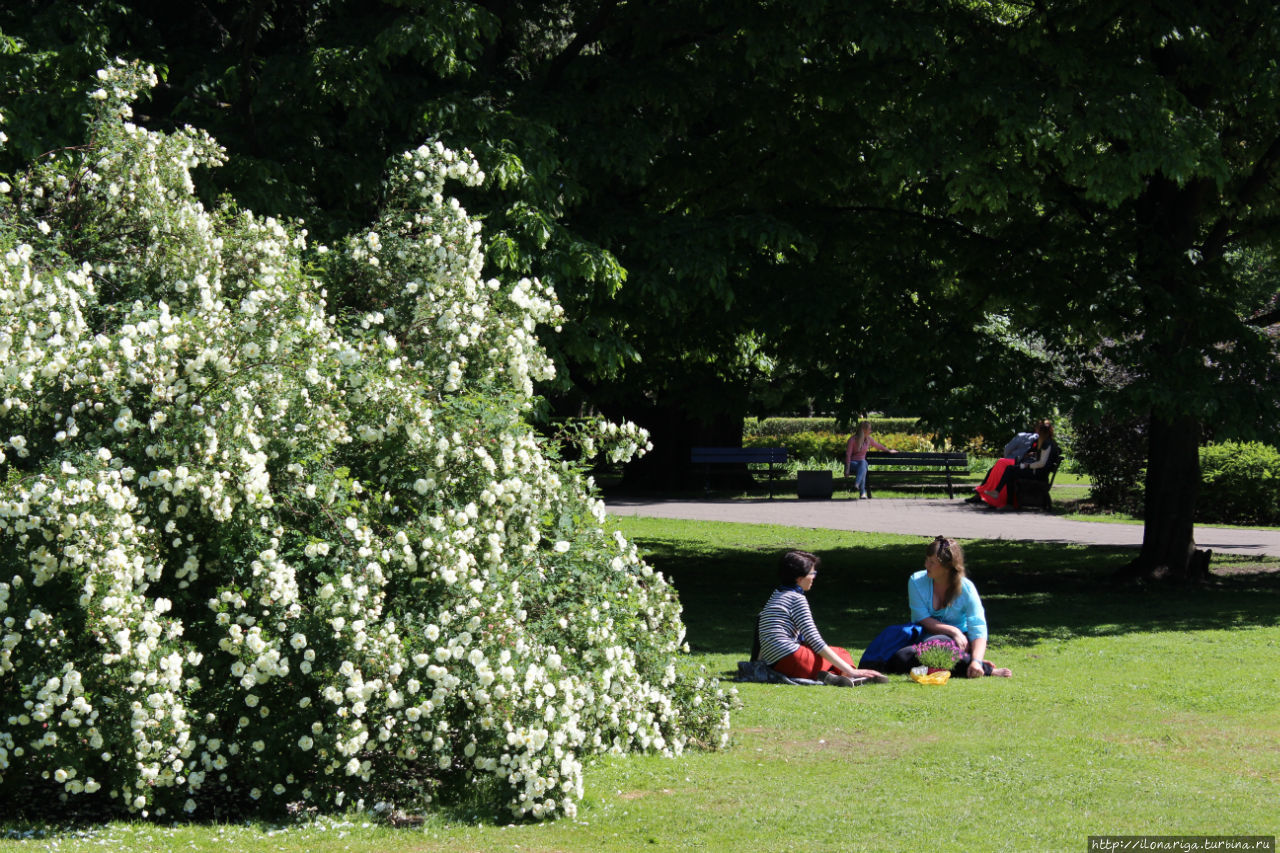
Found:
[754,550,887,686]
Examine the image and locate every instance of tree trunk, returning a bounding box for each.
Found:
[615,398,750,491]
[1117,412,1210,582]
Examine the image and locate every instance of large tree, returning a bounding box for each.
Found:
[5,1,1277,576]
[872,0,1280,580]
[1,1,1026,485]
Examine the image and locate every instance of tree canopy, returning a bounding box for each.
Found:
[871,0,1280,577]
[3,0,1278,581]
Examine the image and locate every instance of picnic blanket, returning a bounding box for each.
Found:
[734,660,823,686]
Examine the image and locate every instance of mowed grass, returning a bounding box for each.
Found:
[3,517,1278,852]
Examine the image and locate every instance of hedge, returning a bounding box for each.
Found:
[742,417,919,438]
[744,431,953,460]
[1199,442,1280,526]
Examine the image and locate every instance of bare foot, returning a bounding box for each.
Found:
[991,667,1012,677]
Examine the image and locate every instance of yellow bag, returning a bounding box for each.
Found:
[909,669,950,685]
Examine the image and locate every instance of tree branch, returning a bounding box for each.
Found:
[804,203,1005,245]
[1246,305,1280,328]
[543,0,621,90]
[1203,131,1280,259]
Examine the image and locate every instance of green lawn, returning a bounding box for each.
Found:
[669,469,1280,531]
[4,517,1278,852]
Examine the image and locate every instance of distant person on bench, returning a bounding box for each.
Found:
[977,420,1056,509]
[966,419,1049,506]
[845,420,897,500]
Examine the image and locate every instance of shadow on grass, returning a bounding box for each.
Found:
[631,535,1280,657]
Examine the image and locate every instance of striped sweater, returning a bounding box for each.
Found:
[756,586,827,665]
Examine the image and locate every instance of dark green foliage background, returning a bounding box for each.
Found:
[3,0,1279,572]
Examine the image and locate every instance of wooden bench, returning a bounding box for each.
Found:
[1011,448,1064,509]
[690,446,788,498]
[863,451,969,499]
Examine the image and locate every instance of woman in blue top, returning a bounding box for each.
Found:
[890,536,1012,678]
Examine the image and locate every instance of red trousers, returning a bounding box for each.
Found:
[771,644,855,679]
[977,458,1015,508]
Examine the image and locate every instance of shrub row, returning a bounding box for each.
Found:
[1075,417,1280,525]
[742,417,919,438]
[1199,442,1280,526]
[744,431,943,460]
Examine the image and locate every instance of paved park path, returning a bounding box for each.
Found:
[605,496,1280,559]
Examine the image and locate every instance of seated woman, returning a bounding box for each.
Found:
[753,550,887,686]
[886,536,1012,678]
[965,425,1039,504]
[978,420,1056,509]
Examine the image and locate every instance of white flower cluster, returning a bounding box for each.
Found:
[555,418,654,464]
[0,63,730,820]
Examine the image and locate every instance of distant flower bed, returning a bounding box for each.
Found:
[743,417,919,438]
[744,431,949,461]
[743,418,996,472]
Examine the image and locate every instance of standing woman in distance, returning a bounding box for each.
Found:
[845,420,896,500]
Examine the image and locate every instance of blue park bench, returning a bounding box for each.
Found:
[690,446,788,499]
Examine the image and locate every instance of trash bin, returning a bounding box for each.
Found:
[797,470,833,499]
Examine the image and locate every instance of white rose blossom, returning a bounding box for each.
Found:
[0,62,731,822]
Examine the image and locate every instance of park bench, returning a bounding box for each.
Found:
[1011,446,1064,509]
[863,451,969,499]
[690,446,788,498]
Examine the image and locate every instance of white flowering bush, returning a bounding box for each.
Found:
[0,61,731,821]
